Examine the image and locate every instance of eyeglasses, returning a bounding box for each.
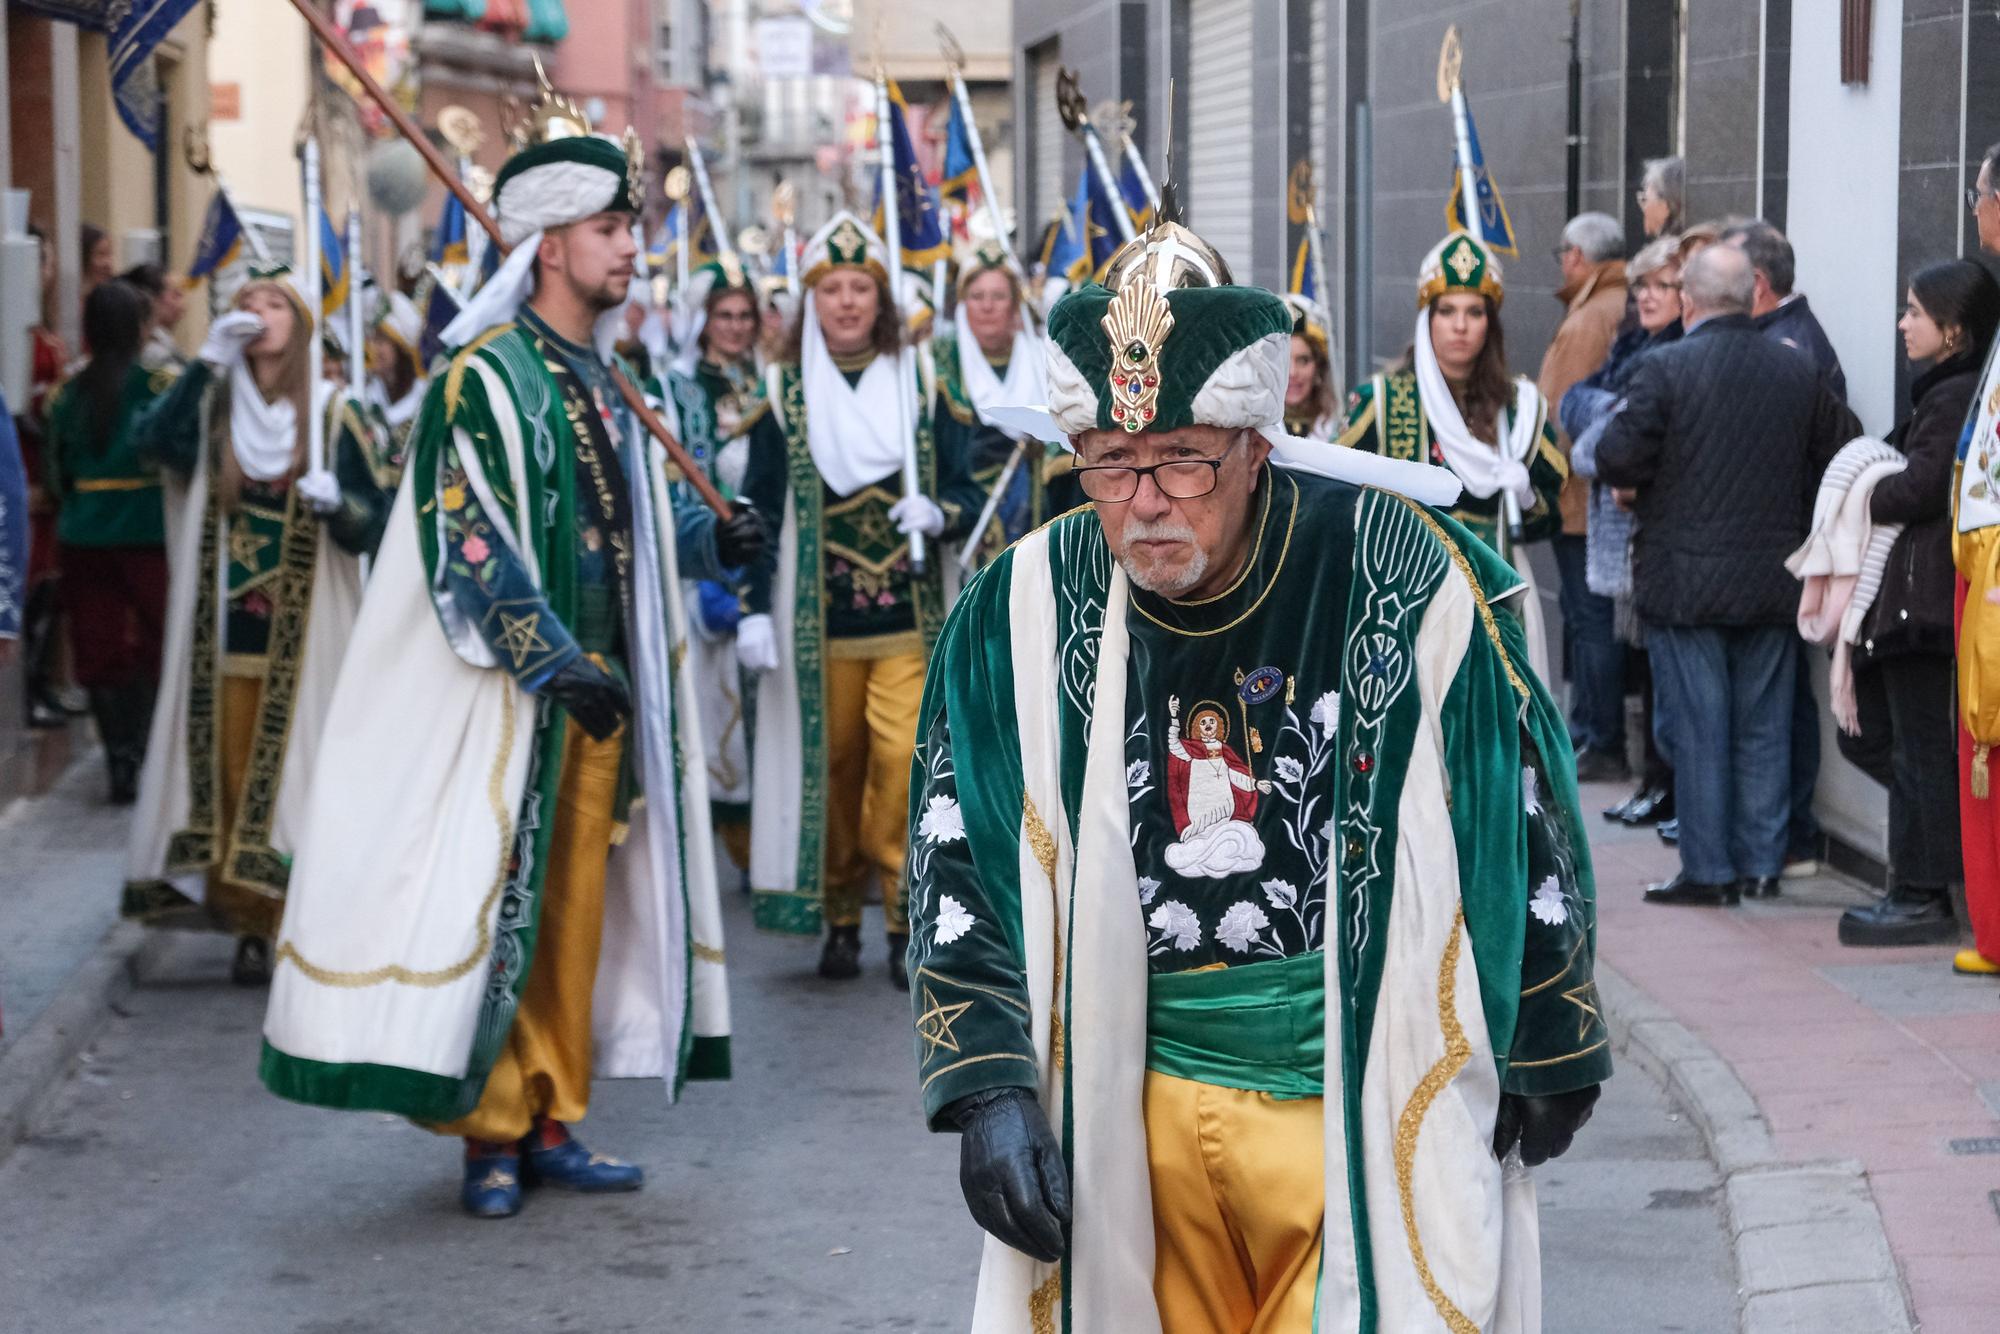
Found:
[1550,244,1578,262]
[1968,186,1996,212]
[1073,435,1242,504]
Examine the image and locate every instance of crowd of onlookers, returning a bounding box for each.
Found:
[1537,151,2000,953]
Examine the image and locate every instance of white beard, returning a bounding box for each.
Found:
[1116,519,1209,596]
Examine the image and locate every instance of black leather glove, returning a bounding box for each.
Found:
[542,656,632,741]
[946,1087,1070,1263]
[1492,1085,1600,1167]
[715,503,768,569]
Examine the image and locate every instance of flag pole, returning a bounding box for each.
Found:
[686,136,737,267]
[302,134,327,477]
[1057,68,1137,246]
[345,205,365,392]
[1123,137,1161,215]
[281,0,730,518]
[875,69,926,575]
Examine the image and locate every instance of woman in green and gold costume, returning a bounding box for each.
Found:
[663,256,768,875]
[1339,231,1566,553]
[930,240,1063,573]
[123,267,389,984]
[735,211,983,984]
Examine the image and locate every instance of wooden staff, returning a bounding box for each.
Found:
[285,0,730,518]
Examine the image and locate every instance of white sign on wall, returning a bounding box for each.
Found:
[756,17,816,82]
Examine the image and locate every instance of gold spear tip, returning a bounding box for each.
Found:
[1436,25,1464,103]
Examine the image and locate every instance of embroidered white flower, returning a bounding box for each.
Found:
[1320,816,1336,845]
[1530,876,1568,926]
[1273,755,1305,785]
[1137,876,1161,906]
[1262,877,1299,910]
[1127,759,1152,788]
[1522,767,1542,817]
[1311,690,1340,734]
[1149,900,1202,950]
[1216,901,1271,953]
[935,895,977,943]
[918,795,965,844]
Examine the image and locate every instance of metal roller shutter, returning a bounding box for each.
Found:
[1188,0,1254,275]
[1029,46,1068,238]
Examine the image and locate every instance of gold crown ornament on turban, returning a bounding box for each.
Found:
[1416,230,1505,309]
[799,211,890,289]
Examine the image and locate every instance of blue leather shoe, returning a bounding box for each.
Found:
[461,1145,523,1219]
[520,1121,643,1193]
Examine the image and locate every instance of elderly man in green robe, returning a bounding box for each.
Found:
[905,216,1610,1333]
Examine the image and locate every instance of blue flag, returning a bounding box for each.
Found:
[871,80,951,270]
[940,96,979,209]
[109,1,201,149]
[1444,90,1518,257]
[419,270,462,366]
[318,206,349,320]
[1117,155,1154,231]
[1082,163,1125,281]
[1043,169,1089,285]
[187,189,246,282]
[431,192,469,268]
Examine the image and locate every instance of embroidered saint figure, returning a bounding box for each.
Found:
[1162,695,1272,878]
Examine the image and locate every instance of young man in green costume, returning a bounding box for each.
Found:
[906,215,1608,1332]
[260,104,765,1220]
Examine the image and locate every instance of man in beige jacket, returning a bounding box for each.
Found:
[1538,211,1631,782]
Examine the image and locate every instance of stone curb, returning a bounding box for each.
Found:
[1598,961,1915,1334]
[0,920,165,1170]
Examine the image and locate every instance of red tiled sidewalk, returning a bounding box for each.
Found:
[1583,778,2000,1334]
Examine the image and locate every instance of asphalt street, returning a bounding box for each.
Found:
[0,877,1739,1333]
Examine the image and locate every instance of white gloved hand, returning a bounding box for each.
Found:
[199,310,266,371]
[1495,459,1536,508]
[736,612,780,673]
[889,494,946,538]
[295,469,343,516]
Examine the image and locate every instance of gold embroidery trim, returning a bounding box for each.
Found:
[443,324,515,420]
[1022,793,1066,1073]
[1392,497,1531,702]
[274,685,519,989]
[1029,1272,1062,1334]
[1394,906,1479,1334]
[692,942,726,965]
[1509,1039,1609,1071]
[919,1051,1039,1091]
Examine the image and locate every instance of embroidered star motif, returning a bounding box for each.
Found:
[917,986,975,1058]
[849,506,897,551]
[1562,980,1602,1042]
[495,609,551,669]
[228,516,272,570]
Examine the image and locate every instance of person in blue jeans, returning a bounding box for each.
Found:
[1595,244,1856,904]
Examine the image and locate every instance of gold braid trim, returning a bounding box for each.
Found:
[274,687,520,989]
[442,324,516,421]
[1029,1272,1062,1334]
[1022,793,1066,1073]
[1394,905,1478,1334]
[1392,497,1531,702]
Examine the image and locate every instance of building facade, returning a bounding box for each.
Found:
[1011,0,2000,865]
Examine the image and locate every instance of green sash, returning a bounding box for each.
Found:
[1146,953,1326,1099]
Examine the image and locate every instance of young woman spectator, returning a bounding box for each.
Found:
[44,280,173,803]
[1836,260,2000,945]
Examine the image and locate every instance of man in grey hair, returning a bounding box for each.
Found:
[1723,218,1845,880]
[1594,244,1858,908]
[1538,211,1632,782]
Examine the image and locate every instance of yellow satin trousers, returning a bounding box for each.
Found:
[208,673,282,940]
[821,649,925,931]
[436,720,624,1143]
[1145,1071,1326,1334]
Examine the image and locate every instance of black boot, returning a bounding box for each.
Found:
[886,931,909,991]
[232,934,273,986]
[1837,885,1957,947]
[818,924,862,980]
[88,689,125,801]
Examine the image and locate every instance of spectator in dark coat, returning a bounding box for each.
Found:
[1596,244,1859,905]
[1725,217,1844,877]
[1835,260,2000,946]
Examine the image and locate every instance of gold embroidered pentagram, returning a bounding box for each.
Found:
[917,986,975,1058]
[495,609,551,669]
